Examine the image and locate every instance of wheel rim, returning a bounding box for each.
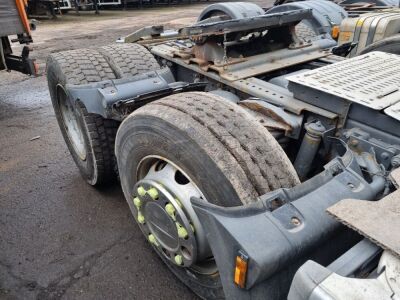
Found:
[57,84,87,161]
[132,155,217,275]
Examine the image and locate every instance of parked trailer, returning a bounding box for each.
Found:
[46,3,400,299]
[0,0,37,75]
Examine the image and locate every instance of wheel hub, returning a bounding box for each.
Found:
[145,201,179,250]
[133,179,198,267]
[131,157,211,268]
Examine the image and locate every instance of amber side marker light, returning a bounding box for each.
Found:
[331,25,340,39]
[234,251,249,288]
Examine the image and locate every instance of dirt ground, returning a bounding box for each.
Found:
[0,2,271,299]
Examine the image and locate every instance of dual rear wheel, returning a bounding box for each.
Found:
[48,44,299,299]
[46,44,159,185]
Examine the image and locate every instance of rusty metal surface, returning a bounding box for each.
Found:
[239,108,290,132]
[151,42,331,81]
[232,77,338,118]
[152,46,339,120]
[149,38,332,81]
[240,99,303,136]
[208,46,331,81]
[327,175,400,257]
[180,9,312,37]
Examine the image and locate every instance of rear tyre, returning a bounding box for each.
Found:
[116,92,299,299]
[99,43,160,78]
[47,48,119,185]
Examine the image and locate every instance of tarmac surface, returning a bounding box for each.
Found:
[0,2,271,299]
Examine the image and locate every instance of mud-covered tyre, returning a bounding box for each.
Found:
[46,48,119,186]
[360,34,400,55]
[115,92,299,299]
[99,43,160,78]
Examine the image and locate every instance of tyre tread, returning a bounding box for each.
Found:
[47,48,119,185]
[99,43,159,78]
[129,92,299,203]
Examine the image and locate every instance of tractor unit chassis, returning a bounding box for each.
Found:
[46,5,400,300]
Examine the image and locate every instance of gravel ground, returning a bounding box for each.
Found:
[0,2,272,299]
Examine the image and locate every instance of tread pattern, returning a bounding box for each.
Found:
[49,48,116,84]
[79,102,119,184]
[99,43,160,78]
[47,48,119,184]
[129,92,300,203]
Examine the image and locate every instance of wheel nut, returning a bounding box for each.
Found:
[148,234,158,246]
[147,187,159,200]
[165,203,176,219]
[137,186,146,197]
[138,212,145,224]
[176,223,188,239]
[133,197,142,209]
[174,254,183,265]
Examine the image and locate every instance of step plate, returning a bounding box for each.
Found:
[287,52,400,117]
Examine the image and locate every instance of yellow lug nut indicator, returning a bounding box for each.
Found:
[147,187,159,200]
[137,186,146,197]
[174,255,183,265]
[133,197,142,209]
[148,234,159,246]
[137,212,145,224]
[132,168,201,269]
[165,203,176,220]
[176,222,188,239]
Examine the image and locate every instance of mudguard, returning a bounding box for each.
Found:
[191,150,385,299]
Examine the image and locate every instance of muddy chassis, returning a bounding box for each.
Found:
[46,5,400,300]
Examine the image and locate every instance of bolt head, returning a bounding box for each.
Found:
[137,186,146,197]
[174,255,183,265]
